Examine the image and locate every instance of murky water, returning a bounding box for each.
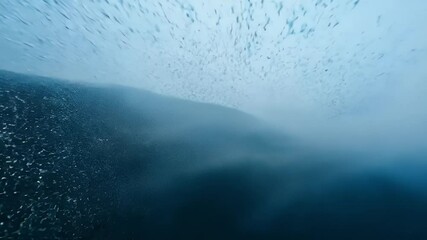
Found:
[1,1,427,239]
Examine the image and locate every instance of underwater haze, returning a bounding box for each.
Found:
[1,0,427,239]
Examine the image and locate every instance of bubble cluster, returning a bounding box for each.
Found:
[0,72,117,239]
[1,0,425,117]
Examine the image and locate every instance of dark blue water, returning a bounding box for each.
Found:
[1,70,427,239]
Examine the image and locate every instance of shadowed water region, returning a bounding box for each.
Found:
[1,70,427,239]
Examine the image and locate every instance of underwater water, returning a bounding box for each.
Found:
[1,1,427,239]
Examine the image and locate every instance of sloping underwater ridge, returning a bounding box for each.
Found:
[1,70,427,239]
